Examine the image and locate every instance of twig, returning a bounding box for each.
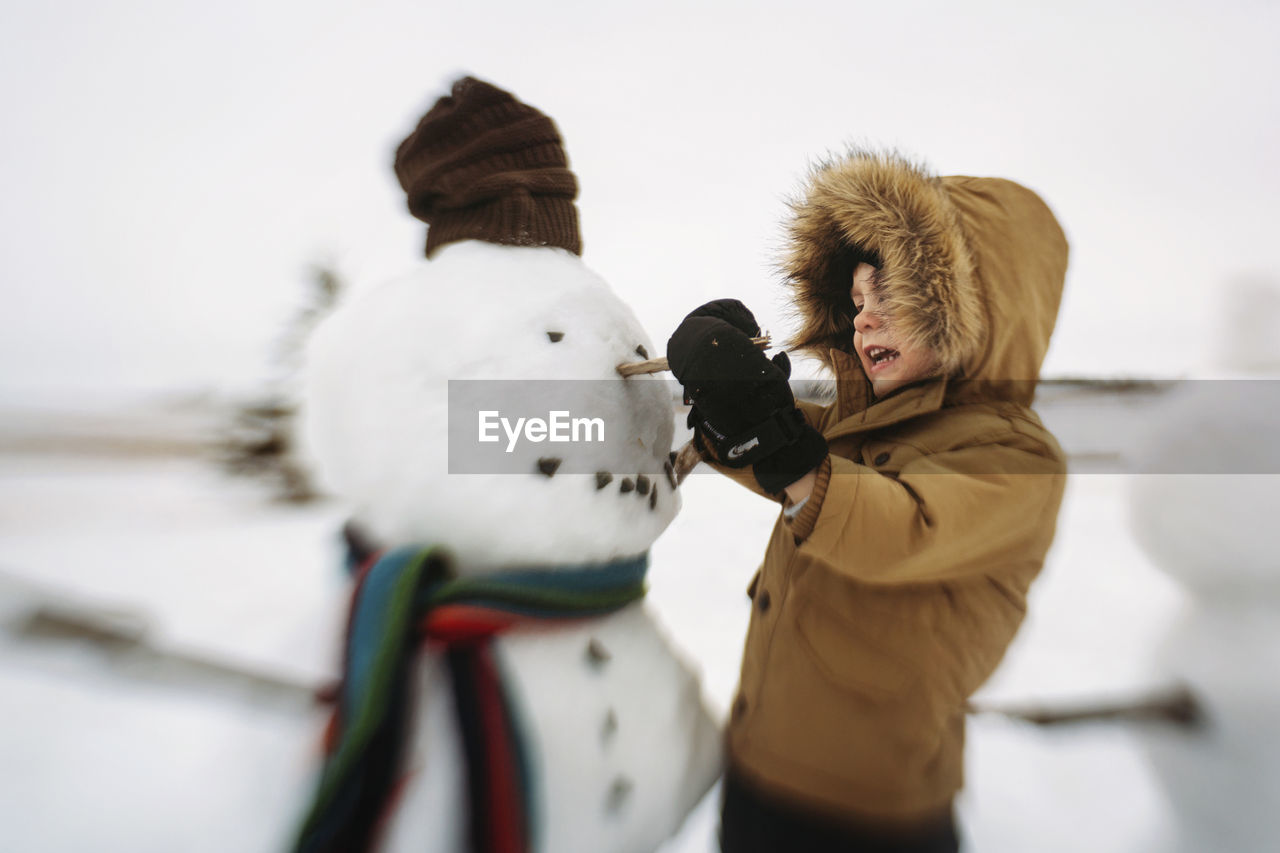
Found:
[7,601,321,715]
[672,440,705,485]
[968,684,1207,729]
[616,335,772,376]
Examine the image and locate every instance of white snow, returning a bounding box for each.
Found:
[1,416,1246,852]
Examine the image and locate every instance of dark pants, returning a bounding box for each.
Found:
[719,772,961,853]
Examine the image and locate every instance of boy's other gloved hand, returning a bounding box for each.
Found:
[667,300,828,494]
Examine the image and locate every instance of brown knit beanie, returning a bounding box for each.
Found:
[393,76,582,258]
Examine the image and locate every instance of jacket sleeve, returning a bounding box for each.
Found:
[785,438,1067,585]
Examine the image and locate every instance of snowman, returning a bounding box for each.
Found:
[292,77,722,853]
[1126,276,1280,851]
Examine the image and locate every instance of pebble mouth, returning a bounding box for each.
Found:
[594,455,680,512]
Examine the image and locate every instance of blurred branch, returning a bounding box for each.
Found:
[969,685,1207,729]
[217,262,345,503]
[6,599,322,716]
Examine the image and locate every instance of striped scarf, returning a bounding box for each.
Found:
[293,544,649,853]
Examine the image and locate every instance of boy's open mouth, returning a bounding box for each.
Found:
[864,345,900,368]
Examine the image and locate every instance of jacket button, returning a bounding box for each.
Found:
[873,451,891,465]
[757,590,772,613]
[733,696,748,720]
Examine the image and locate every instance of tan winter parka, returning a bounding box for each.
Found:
[715,151,1071,830]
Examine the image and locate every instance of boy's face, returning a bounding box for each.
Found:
[850,262,939,397]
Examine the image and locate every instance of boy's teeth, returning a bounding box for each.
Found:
[873,351,898,366]
[866,346,897,364]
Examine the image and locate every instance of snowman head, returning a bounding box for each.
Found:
[301,243,679,573]
[299,78,679,574]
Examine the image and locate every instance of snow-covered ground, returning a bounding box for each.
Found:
[0,401,1253,852]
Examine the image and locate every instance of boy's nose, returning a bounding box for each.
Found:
[854,309,876,333]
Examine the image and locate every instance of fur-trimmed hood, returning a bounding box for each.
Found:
[783,149,1069,401]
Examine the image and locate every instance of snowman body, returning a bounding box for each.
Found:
[301,241,722,852]
[384,605,721,853]
[1126,284,1280,851]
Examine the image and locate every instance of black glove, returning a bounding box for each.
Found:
[672,298,775,440]
[667,301,827,493]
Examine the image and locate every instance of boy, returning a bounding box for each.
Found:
[667,149,1070,851]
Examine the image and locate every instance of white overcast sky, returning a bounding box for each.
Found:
[2,0,1277,401]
